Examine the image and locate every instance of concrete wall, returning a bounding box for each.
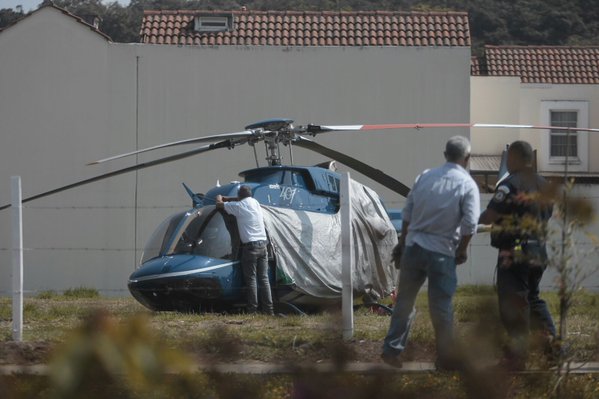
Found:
[0,7,470,295]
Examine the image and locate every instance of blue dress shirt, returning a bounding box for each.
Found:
[403,162,480,257]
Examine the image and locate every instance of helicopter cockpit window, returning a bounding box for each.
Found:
[326,174,340,193]
[140,211,186,265]
[244,170,284,185]
[171,210,233,260]
[283,170,308,188]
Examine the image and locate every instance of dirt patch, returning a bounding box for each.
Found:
[0,341,53,365]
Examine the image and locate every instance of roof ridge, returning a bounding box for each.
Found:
[142,9,469,16]
[141,9,471,47]
[485,44,599,50]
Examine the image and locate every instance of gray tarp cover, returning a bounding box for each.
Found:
[262,180,398,300]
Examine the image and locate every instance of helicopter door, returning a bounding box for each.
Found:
[171,209,237,260]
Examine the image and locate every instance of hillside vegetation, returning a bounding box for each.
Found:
[1,0,598,51]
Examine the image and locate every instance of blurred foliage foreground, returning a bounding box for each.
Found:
[0,289,598,398]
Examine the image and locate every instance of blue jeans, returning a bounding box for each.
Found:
[241,241,274,314]
[383,244,457,362]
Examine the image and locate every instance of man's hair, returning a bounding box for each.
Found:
[238,185,252,199]
[445,136,471,162]
[508,140,534,164]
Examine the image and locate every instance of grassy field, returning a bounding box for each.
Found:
[0,286,598,398]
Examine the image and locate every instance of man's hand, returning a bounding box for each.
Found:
[455,234,473,265]
[215,194,224,210]
[455,248,468,265]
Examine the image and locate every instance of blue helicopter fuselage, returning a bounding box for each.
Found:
[128,165,401,312]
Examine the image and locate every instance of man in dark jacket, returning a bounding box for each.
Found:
[479,140,556,370]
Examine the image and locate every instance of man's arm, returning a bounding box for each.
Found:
[399,220,409,248]
[215,194,238,210]
[479,183,511,225]
[455,234,473,265]
[479,208,500,225]
[456,183,480,265]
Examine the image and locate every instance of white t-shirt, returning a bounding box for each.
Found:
[223,197,267,244]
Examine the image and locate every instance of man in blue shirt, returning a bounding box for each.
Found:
[382,136,480,370]
[216,186,274,315]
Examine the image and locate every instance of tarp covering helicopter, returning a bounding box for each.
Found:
[262,179,397,300]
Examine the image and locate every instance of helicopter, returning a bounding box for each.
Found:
[3,118,597,313]
[93,118,416,314]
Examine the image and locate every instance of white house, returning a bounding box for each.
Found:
[471,45,599,182]
[471,46,599,290]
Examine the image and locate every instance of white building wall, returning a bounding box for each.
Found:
[518,84,599,172]
[471,76,599,172]
[470,76,521,154]
[0,7,471,295]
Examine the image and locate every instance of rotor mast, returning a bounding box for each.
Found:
[244,119,296,167]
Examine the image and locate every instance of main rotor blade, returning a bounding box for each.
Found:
[307,122,599,135]
[306,123,471,135]
[293,136,410,197]
[0,140,237,211]
[471,123,599,133]
[88,131,253,165]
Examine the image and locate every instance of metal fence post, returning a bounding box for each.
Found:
[340,172,354,340]
[11,176,23,342]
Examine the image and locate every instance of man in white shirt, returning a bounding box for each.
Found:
[381,136,480,370]
[216,186,274,315]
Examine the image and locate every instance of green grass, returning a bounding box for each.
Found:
[35,290,58,300]
[0,287,598,398]
[62,287,100,299]
[0,286,597,364]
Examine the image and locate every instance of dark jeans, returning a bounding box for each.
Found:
[241,241,274,314]
[496,252,556,358]
[383,244,457,363]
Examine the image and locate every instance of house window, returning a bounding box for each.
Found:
[194,15,233,32]
[540,100,589,172]
[550,111,577,158]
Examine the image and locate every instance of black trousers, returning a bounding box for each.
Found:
[496,255,556,357]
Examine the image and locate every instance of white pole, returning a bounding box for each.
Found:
[340,172,354,340]
[11,176,23,342]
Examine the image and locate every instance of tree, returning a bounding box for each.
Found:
[0,7,25,30]
[3,0,598,46]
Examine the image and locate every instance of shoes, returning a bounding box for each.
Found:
[543,336,565,366]
[381,353,403,368]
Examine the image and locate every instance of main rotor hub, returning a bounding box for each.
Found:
[244,119,297,166]
[245,118,294,131]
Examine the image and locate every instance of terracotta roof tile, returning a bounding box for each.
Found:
[480,45,599,84]
[140,10,470,47]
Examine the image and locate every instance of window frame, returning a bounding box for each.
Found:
[549,110,578,159]
[540,100,589,172]
[194,15,233,32]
